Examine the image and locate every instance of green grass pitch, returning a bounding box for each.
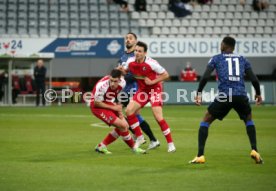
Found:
[0,105,276,191]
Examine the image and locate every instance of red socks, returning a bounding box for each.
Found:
[99,128,135,149]
[127,114,143,139]
[158,119,173,143]
[119,130,135,148]
[99,128,120,147]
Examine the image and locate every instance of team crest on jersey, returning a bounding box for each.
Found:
[142,66,146,71]
[109,116,113,121]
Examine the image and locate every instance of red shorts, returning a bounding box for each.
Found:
[132,85,163,107]
[90,102,119,126]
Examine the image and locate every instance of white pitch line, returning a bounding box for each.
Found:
[0,113,90,118]
[90,122,109,128]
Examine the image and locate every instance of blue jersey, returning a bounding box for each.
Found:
[208,53,251,96]
[118,51,138,93]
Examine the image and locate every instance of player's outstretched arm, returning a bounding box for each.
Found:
[195,66,214,106]
[245,68,262,105]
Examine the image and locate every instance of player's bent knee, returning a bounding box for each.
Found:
[121,122,129,131]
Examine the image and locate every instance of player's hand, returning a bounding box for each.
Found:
[113,104,123,112]
[144,77,154,85]
[195,95,202,106]
[255,95,262,105]
[117,66,126,75]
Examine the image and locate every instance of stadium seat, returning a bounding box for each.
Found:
[202,5,210,12]
[1,0,275,38]
[234,12,242,19]
[187,27,195,34]
[170,27,178,35]
[172,19,181,27]
[131,12,140,19]
[190,19,198,27]
[149,12,157,19]
[232,20,240,27]
[139,19,146,27]
[240,19,249,26]
[264,27,272,34]
[206,19,215,27]
[259,12,267,19]
[201,12,208,19]
[166,12,174,19]
[230,26,239,34]
[266,19,274,26]
[198,20,207,27]
[146,19,155,27]
[205,27,213,34]
[120,20,129,28]
[239,27,247,34]
[218,5,227,12]
[140,12,149,19]
[179,27,187,34]
[152,27,161,35]
[157,12,166,19]
[224,19,232,26]
[193,5,202,12]
[155,19,164,27]
[152,4,160,12]
[164,19,172,27]
[182,19,189,27]
[160,4,168,11]
[196,27,204,35]
[210,5,219,12]
[161,27,170,34]
[256,26,264,34]
[236,5,244,12]
[249,19,257,27]
[214,27,222,35]
[209,12,217,19]
[243,12,250,19]
[257,19,266,27]
[247,27,255,34]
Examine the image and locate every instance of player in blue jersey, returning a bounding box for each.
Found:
[118,32,160,150]
[189,36,263,164]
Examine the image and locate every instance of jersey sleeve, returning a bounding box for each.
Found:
[119,77,126,89]
[122,57,134,70]
[207,56,216,69]
[242,56,251,70]
[93,82,106,102]
[149,58,166,74]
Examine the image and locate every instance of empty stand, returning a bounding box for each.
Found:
[0,0,275,38]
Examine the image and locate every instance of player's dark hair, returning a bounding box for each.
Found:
[136,41,148,52]
[110,69,122,78]
[127,32,137,39]
[222,36,236,48]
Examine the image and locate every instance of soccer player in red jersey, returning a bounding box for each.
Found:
[90,69,146,154]
[119,41,176,153]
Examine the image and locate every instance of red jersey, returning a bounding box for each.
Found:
[123,56,166,90]
[91,75,126,106]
